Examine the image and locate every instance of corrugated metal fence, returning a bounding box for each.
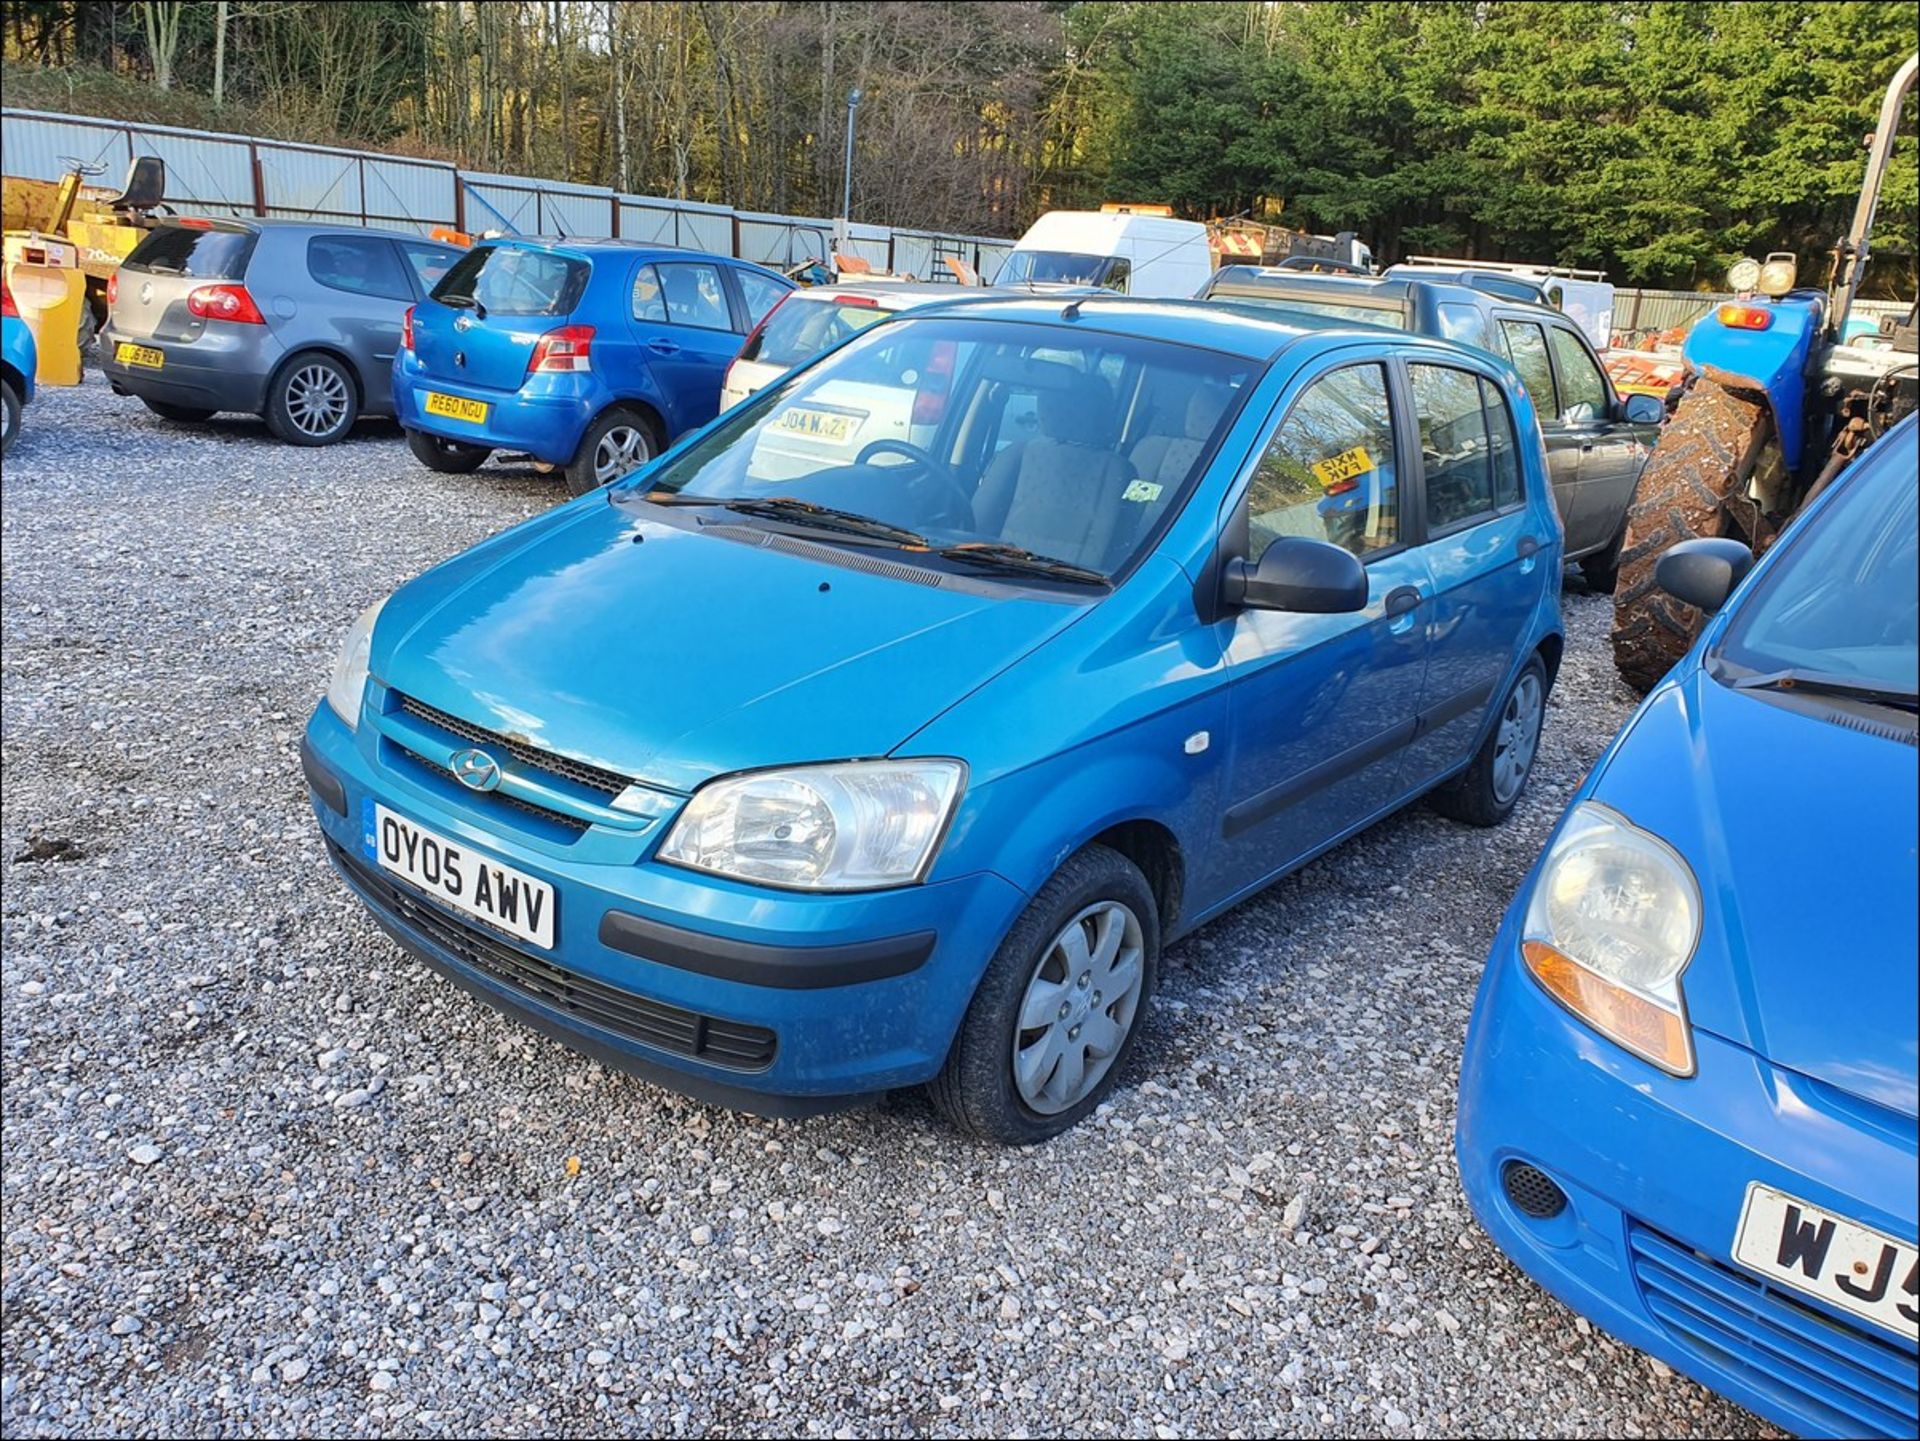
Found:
[1,106,1016,280]
[1611,286,1908,342]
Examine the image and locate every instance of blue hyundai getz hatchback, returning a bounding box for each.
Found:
[306,296,1564,1141]
[393,239,792,494]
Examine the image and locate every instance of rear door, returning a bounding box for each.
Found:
[412,244,589,394]
[1399,358,1543,786]
[1494,315,1586,545]
[111,222,258,343]
[301,233,416,410]
[626,259,745,434]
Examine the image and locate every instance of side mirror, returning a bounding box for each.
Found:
[1655,537,1753,615]
[1223,536,1369,614]
[1622,393,1665,425]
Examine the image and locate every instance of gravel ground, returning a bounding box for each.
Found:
[2,376,1780,1438]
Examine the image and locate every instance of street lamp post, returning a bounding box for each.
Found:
[841,87,863,228]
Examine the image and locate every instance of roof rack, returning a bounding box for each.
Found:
[1400,255,1609,282]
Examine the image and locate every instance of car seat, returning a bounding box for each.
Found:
[974,367,1133,570]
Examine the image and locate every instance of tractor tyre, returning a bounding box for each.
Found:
[1609,377,1771,695]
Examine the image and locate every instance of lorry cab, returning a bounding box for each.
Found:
[997,210,1213,300]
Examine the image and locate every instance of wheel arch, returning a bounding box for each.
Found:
[1087,819,1186,938]
[268,343,367,408]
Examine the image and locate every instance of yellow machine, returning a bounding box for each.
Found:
[2,155,169,363]
[2,233,87,385]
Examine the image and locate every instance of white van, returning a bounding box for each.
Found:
[997,210,1212,300]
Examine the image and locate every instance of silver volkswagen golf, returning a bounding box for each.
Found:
[101,218,461,446]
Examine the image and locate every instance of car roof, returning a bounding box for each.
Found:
[891,293,1496,363]
[1207,267,1491,307]
[789,281,978,310]
[160,216,447,242]
[480,236,784,274]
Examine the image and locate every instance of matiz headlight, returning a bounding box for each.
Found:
[325,598,386,730]
[1521,802,1701,1075]
[659,760,965,890]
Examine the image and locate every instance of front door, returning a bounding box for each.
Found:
[1545,322,1648,552]
[1210,358,1430,903]
[1495,315,1590,548]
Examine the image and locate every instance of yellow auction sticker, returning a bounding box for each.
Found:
[1311,445,1373,489]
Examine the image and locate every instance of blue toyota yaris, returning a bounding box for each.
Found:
[2,277,37,455]
[1457,413,1919,1436]
[307,296,1565,1142]
[393,239,792,494]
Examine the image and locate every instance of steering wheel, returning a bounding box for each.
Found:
[855,439,974,527]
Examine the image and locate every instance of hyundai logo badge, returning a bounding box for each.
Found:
[450,747,502,792]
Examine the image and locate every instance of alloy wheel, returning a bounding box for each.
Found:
[1493,671,1543,804]
[593,424,649,483]
[285,363,350,438]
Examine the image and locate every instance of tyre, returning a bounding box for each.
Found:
[1609,377,1769,693]
[266,352,359,446]
[1429,655,1547,828]
[407,427,491,474]
[1,378,20,455]
[928,844,1159,1144]
[564,407,656,496]
[1577,515,1626,594]
[141,397,216,423]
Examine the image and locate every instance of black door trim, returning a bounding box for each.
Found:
[1221,717,1419,840]
[1417,678,1496,735]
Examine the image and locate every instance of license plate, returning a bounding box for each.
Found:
[772,406,860,443]
[116,342,164,370]
[368,804,554,950]
[1732,1182,1919,1340]
[423,391,490,425]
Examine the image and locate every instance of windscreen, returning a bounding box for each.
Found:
[739,296,893,368]
[998,251,1117,287]
[634,315,1256,582]
[431,245,589,317]
[1713,429,1919,693]
[122,225,257,279]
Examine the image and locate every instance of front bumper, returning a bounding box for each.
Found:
[301,702,1028,1111]
[1457,912,1919,1439]
[392,355,594,465]
[100,321,278,414]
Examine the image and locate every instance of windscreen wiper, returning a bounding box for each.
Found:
[439,293,486,318]
[1732,667,1920,714]
[637,492,929,548]
[930,542,1110,586]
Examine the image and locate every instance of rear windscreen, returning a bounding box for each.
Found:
[1204,288,1407,329]
[739,296,892,366]
[122,225,257,279]
[431,245,589,317]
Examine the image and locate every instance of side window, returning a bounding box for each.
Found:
[1436,303,1489,351]
[306,236,411,302]
[1410,364,1493,531]
[1246,362,1398,561]
[1498,320,1557,419]
[398,242,457,295]
[1547,326,1608,421]
[734,269,790,331]
[1103,256,1132,294]
[1483,378,1525,509]
[631,264,667,323]
[657,262,732,329]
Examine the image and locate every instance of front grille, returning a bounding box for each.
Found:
[404,749,588,835]
[397,694,633,799]
[332,841,776,1072]
[1628,1223,1919,1438]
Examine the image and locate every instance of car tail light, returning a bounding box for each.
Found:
[832,294,880,308]
[529,323,594,374]
[1715,304,1773,331]
[733,293,792,365]
[187,284,265,324]
[106,272,118,307]
[0,280,15,318]
[912,340,957,426]
[402,305,415,351]
[177,217,212,229]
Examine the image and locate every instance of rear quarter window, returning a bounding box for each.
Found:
[123,225,257,280]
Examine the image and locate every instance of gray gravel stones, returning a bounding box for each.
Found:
[1,377,1780,1437]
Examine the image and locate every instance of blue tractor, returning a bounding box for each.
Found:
[1610,53,1919,692]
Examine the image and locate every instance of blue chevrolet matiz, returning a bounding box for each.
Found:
[306,296,1564,1142]
[1457,414,1919,1436]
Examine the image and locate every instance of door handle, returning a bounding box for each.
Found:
[647,339,681,355]
[1516,535,1540,559]
[1384,585,1423,617]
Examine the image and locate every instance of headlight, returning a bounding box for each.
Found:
[325,598,386,730]
[1520,801,1701,1075]
[658,760,965,890]
[1726,256,1762,293]
[1757,252,1798,297]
